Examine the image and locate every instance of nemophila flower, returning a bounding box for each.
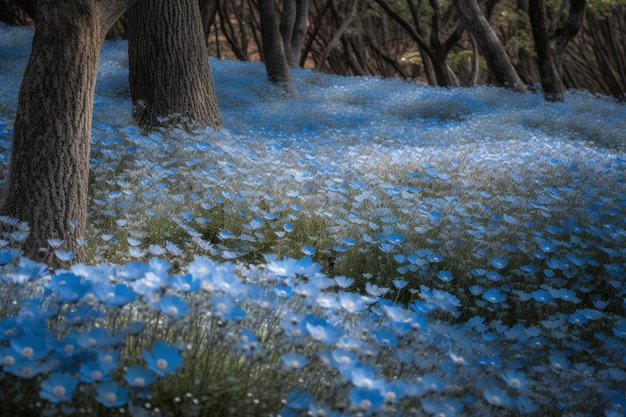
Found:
[64,304,105,326]
[124,366,156,388]
[372,328,399,347]
[77,328,124,349]
[143,341,184,377]
[280,352,309,371]
[490,257,508,270]
[285,390,315,410]
[171,273,201,292]
[338,291,367,313]
[10,331,51,360]
[380,380,406,403]
[420,374,446,392]
[531,289,553,303]
[96,381,129,407]
[40,373,79,403]
[154,293,188,318]
[0,317,20,341]
[305,316,342,344]
[365,282,389,296]
[350,363,384,390]
[96,282,138,307]
[349,387,385,413]
[483,386,512,407]
[212,294,246,322]
[54,334,81,358]
[236,328,260,354]
[48,272,91,303]
[79,358,115,383]
[568,310,589,326]
[5,355,40,378]
[501,369,530,389]
[437,269,453,282]
[421,398,464,417]
[549,351,571,370]
[482,288,507,304]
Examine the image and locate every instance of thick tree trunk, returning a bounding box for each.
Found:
[128,0,223,128]
[529,0,586,102]
[455,0,527,92]
[258,0,294,87]
[1,0,135,268]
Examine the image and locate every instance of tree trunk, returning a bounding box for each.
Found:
[528,0,586,102]
[280,0,309,68]
[455,0,527,92]
[1,0,135,268]
[128,0,223,128]
[258,0,294,87]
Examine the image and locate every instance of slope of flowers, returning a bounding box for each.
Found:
[0,24,625,416]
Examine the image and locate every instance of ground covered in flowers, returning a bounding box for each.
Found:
[0,24,625,417]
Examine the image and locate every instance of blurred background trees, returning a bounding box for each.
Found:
[1,0,624,100]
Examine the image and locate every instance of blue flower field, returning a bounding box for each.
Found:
[0,24,625,416]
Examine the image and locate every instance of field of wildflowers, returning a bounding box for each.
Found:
[0,24,625,416]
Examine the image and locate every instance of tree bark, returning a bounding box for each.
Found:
[1,0,136,268]
[529,0,586,102]
[455,0,527,92]
[128,0,224,128]
[280,0,309,68]
[258,0,294,87]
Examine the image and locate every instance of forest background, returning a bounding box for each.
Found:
[1,0,625,101]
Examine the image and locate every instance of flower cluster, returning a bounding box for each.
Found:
[0,24,625,416]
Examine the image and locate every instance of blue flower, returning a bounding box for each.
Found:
[96,381,129,407]
[154,294,188,318]
[305,316,342,345]
[372,328,399,347]
[10,331,51,360]
[4,355,40,379]
[76,328,124,349]
[236,328,261,354]
[212,295,246,322]
[349,387,385,413]
[531,289,553,302]
[490,257,508,270]
[96,282,137,307]
[338,291,367,313]
[482,288,507,304]
[124,366,156,388]
[437,270,453,283]
[171,273,201,292]
[421,398,464,416]
[483,386,512,407]
[501,369,530,389]
[0,317,20,341]
[40,373,79,403]
[142,341,183,377]
[350,363,384,390]
[48,272,91,303]
[79,359,114,383]
[280,352,309,370]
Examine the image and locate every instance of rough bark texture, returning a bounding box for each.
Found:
[1,0,135,268]
[128,0,224,128]
[455,0,527,92]
[259,0,293,85]
[280,0,309,68]
[529,0,586,102]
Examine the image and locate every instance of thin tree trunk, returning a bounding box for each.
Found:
[258,0,294,88]
[128,0,223,128]
[528,0,586,101]
[455,0,527,92]
[315,0,358,71]
[1,0,136,268]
